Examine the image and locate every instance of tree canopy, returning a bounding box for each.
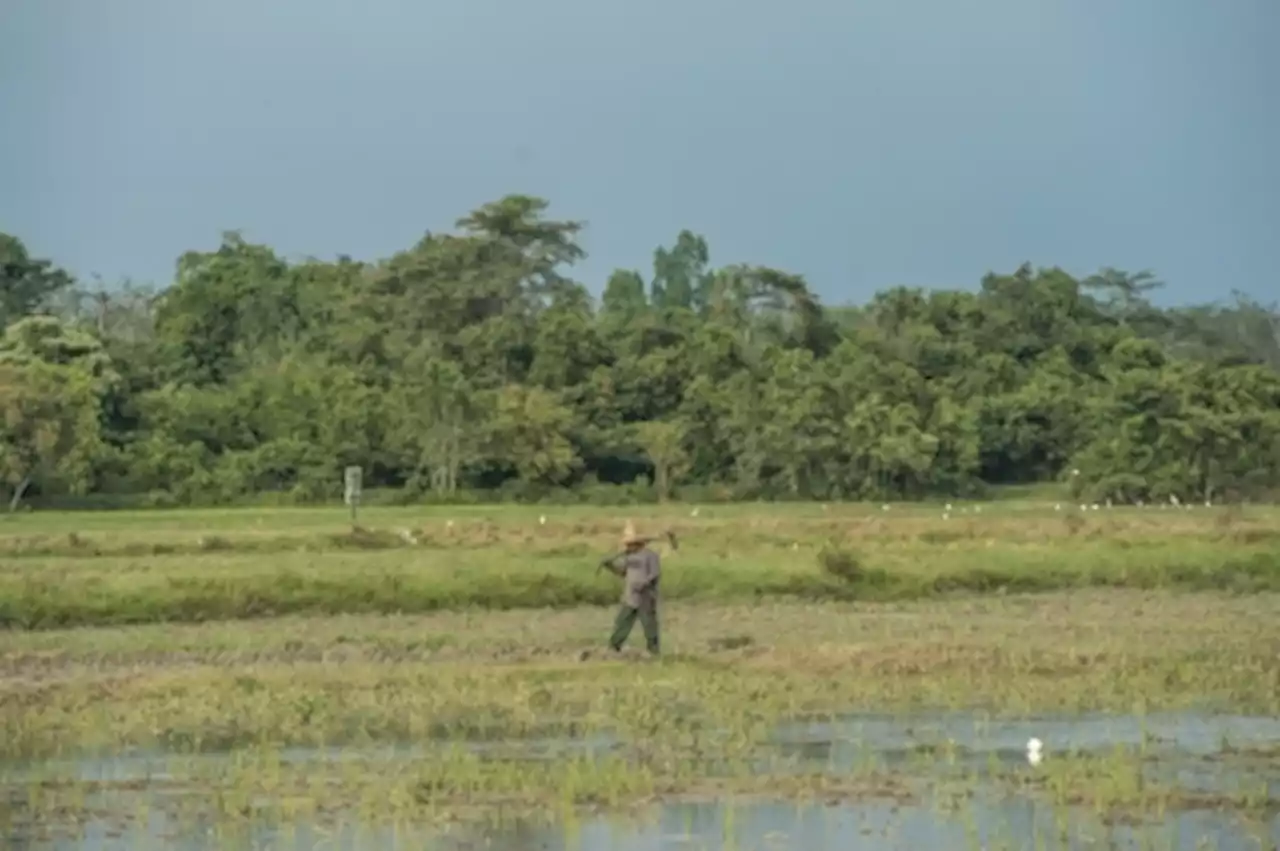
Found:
[3,196,1278,508]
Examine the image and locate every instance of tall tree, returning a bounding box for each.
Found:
[0,361,104,509]
[0,234,75,328]
[2,202,1277,506]
[153,232,295,385]
[651,230,711,311]
[635,418,690,501]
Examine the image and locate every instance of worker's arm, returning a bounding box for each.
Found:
[599,553,625,576]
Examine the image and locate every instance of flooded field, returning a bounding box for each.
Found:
[5,710,1278,849]
[3,503,1279,850]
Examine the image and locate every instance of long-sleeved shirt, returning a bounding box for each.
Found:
[609,548,661,608]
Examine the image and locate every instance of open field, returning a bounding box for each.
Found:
[2,502,1279,849]
[1,501,1278,628]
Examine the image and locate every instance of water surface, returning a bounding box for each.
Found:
[4,710,1277,851]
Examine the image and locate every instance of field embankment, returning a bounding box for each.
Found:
[1,502,1277,630]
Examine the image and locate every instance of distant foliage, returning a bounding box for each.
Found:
[1,197,1278,508]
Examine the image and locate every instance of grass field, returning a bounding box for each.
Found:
[2,500,1279,850]
[1,500,1278,628]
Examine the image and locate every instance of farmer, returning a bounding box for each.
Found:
[599,520,662,655]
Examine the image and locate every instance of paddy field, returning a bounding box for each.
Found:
[2,500,1278,850]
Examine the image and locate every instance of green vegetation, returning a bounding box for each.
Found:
[3,581,1278,846]
[1,503,1277,629]
[2,201,1279,512]
[5,587,1279,760]
[4,207,1279,848]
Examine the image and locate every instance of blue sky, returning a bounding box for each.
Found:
[2,0,1276,306]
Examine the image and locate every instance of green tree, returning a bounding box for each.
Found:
[0,315,117,385]
[0,234,75,328]
[0,361,103,509]
[2,202,1277,506]
[153,232,295,385]
[392,353,479,497]
[635,419,690,501]
[651,230,711,311]
[601,269,649,321]
[487,384,581,486]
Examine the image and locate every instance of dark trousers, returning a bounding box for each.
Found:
[609,597,659,654]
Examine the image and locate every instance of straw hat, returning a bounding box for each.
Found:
[620,519,648,545]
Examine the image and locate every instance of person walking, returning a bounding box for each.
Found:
[599,520,661,656]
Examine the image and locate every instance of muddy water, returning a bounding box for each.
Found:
[4,711,1278,851]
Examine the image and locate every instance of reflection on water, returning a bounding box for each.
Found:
[766,711,1280,791]
[4,711,1278,851]
[560,799,1278,851]
[6,790,1276,851]
[774,710,1280,760]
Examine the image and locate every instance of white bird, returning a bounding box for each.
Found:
[973,505,981,514]
[690,507,700,517]
[881,504,890,511]
[445,519,454,529]
[1026,737,1044,766]
[945,503,953,511]
[1054,503,1061,511]
[539,515,546,525]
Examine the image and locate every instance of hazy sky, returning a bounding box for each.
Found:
[3,0,1276,306]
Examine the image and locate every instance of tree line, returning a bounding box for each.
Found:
[2,195,1279,509]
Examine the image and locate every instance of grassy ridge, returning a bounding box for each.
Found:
[3,549,1278,631]
[1,503,1277,630]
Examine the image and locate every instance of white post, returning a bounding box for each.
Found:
[343,466,363,527]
